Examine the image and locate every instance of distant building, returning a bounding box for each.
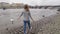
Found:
[11,3,24,8]
[0,2,10,8]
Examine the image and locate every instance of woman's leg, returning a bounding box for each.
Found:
[24,21,27,34]
[27,21,31,29]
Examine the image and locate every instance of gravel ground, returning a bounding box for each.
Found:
[38,13,60,34]
[1,12,60,34]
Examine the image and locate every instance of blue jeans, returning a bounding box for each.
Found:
[24,20,31,34]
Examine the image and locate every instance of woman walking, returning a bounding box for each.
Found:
[18,4,34,34]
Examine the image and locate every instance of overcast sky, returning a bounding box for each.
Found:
[0,0,60,6]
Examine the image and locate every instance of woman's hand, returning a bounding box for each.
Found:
[32,19,35,22]
[17,17,20,20]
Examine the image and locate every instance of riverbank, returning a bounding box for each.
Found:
[0,9,59,34]
[38,13,60,34]
[0,12,60,34]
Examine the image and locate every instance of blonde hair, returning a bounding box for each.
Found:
[24,4,29,11]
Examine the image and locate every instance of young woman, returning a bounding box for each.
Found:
[18,4,34,34]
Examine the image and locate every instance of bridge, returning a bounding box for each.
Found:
[29,5,60,9]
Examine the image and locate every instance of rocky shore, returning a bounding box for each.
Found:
[0,12,60,34]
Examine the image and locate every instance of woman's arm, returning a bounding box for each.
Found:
[20,12,23,17]
[18,12,23,19]
[29,12,34,21]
